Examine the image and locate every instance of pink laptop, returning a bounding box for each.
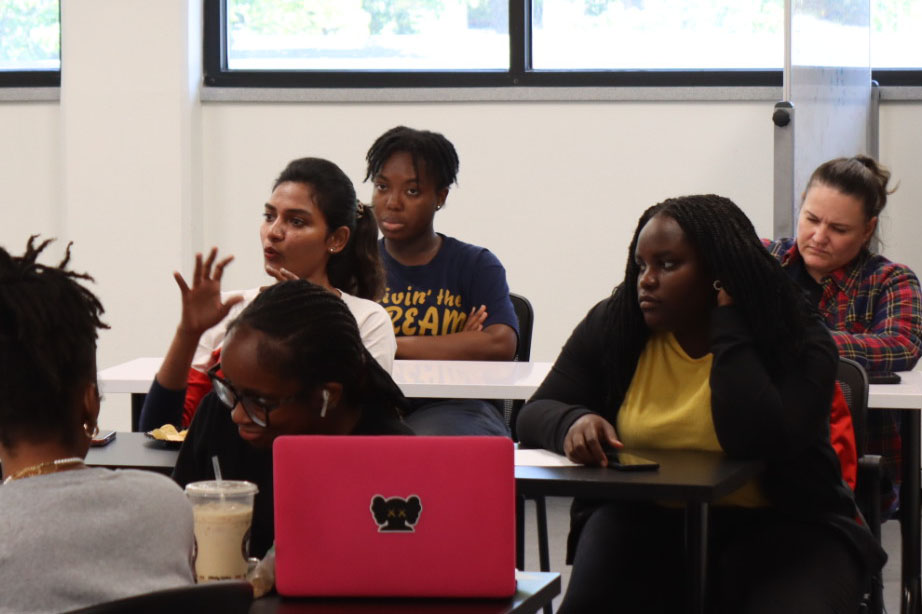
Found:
[273,435,516,598]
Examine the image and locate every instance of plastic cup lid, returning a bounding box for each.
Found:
[184,480,258,497]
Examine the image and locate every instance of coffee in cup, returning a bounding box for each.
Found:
[185,480,258,582]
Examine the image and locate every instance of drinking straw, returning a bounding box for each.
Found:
[212,455,223,483]
[212,455,226,503]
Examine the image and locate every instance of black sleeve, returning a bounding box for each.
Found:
[171,394,221,487]
[516,299,612,453]
[709,306,837,460]
[138,377,184,432]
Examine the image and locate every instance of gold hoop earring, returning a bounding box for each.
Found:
[83,421,99,439]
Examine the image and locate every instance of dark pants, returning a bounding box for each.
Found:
[559,502,865,614]
[403,399,510,436]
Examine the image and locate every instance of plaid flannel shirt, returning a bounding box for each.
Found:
[766,238,922,488]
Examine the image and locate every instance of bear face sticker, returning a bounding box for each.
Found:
[370,495,422,532]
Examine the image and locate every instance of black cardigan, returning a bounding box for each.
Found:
[517,299,885,570]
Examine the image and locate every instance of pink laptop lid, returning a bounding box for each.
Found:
[273,435,516,598]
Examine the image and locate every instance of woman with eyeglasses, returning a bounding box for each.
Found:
[172,280,412,560]
[138,157,396,433]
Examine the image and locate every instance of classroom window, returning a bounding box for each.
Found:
[871,0,922,69]
[0,0,60,87]
[531,0,782,71]
[226,0,509,71]
[204,0,921,89]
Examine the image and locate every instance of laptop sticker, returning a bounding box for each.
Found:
[370,495,422,532]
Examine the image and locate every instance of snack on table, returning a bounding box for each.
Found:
[149,423,188,442]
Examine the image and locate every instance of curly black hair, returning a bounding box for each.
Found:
[0,236,108,449]
[364,126,460,192]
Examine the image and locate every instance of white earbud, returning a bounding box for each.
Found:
[320,389,330,418]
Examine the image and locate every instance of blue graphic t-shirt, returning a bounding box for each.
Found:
[378,234,518,340]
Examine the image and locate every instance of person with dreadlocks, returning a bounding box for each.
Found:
[765,156,922,517]
[172,279,412,561]
[517,196,884,613]
[0,237,194,613]
[139,157,395,432]
[365,125,518,436]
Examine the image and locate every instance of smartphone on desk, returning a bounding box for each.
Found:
[869,371,901,385]
[91,430,117,446]
[605,450,660,471]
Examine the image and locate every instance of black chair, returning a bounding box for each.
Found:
[507,293,552,607]
[836,357,884,614]
[505,292,535,431]
[61,580,253,614]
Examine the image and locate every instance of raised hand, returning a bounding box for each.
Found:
[564,413,623,467]
[173,248,243,337]
[265,264,299,283]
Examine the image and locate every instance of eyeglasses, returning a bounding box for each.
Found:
[207,364,297,428]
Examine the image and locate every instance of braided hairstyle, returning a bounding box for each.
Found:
[601,195,811,409]
[226,280,407,419]
[364,126,460,193]
[274,157,385,300]
[0,236,108,449]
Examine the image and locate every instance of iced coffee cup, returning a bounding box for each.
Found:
[185,480,258,583]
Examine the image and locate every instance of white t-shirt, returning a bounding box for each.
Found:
[192,287,396,374]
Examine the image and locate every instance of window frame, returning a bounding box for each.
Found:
[0,71,59,88]
[0,0,61,89]
[202,0,918,90]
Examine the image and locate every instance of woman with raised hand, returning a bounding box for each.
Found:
[766,155,922,515]
[172,279,412,561]
[366,125,518,436]
[517,195,884,613]
[139,157,395,432]
[0,237,194,613]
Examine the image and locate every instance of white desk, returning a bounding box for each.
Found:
[869,370,922,410]
[98,357,552,400]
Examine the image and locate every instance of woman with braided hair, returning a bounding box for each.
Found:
[0,237,194,613]
[172,279,412,561]
[517,195,884,613]
[139,157,396,432]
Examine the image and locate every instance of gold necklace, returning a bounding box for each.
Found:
[2,457,86,484]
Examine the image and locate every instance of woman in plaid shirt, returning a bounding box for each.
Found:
[765,155,922,515]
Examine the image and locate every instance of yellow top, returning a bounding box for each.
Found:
[617,332,767,507]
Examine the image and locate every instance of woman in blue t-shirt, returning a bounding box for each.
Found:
[364,125,519,436]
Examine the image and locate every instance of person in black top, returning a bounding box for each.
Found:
[172,280,412,560]
[517,195,884,613]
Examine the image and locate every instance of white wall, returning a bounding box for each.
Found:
[1,1,920,430]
